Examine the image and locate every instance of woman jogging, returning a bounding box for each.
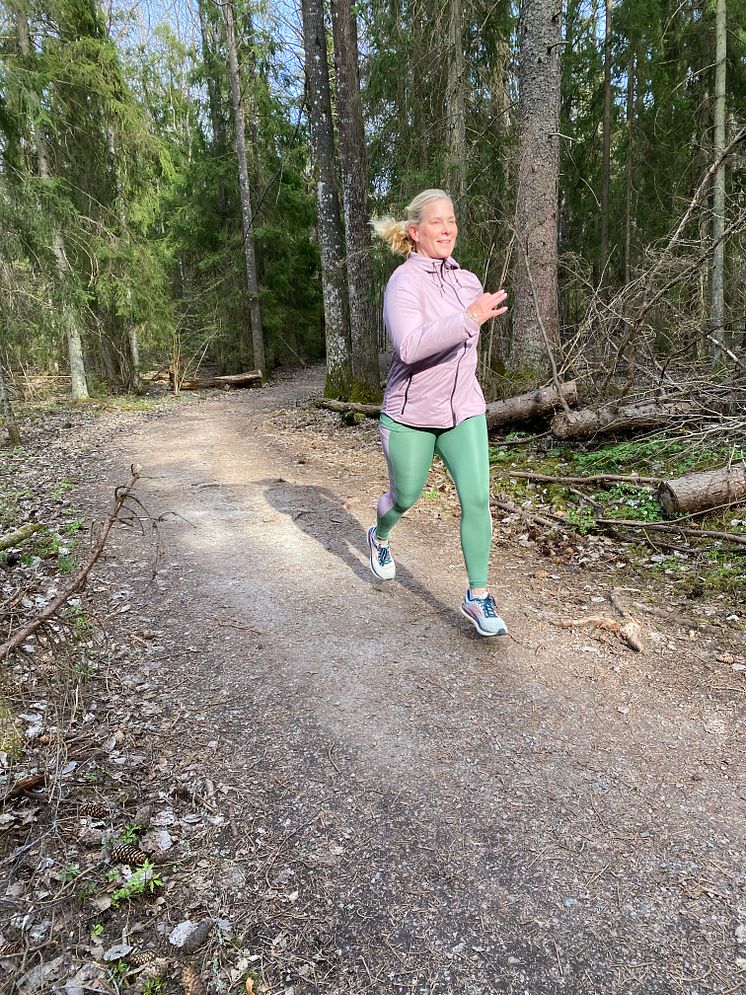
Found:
[367,189,509,637]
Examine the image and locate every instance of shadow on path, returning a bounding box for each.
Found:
[261,478,471,634]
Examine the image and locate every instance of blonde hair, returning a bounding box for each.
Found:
[371,188,452,256]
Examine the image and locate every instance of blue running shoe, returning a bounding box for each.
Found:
[460,590,508,637]
[367,525,396,581]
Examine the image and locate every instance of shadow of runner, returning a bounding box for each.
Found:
[260,477,467,632]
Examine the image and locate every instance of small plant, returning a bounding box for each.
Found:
[104,867,122,882]
[51,480,77,500]
[143,980,165,995]
[91,923,104,938]
[110,861,164,907]
[119,824,142,844]
[59,554,76,575]
[62,862,82,882]
[65,517,85,536]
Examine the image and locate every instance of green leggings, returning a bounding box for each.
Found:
[376,413,492,588]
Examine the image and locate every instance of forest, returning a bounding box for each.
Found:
[1,0,744,412]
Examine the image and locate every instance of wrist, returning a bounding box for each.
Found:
[466,308,479,324]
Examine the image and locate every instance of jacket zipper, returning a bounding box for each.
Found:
[400,372,413,417]
[449,343,467,426]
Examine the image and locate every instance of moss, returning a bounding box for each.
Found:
[0,700,23,759]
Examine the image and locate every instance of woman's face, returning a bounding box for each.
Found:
[409,198,458,259]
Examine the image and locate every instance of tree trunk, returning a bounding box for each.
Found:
[709,0,727,355]
[0,362,22,447]
[600,0,612,291]
[509,0,562,379]
[300,0,352,398]
[486,381,578,430]
[446,0,466,201]
[551,401,701,440]
[623,41,636,286]
[658,464,746,518]
[198,0,228,214]
[223,0,265,375]
[14,1,89,401]
[330,0,381,401]
[106,122,142,394]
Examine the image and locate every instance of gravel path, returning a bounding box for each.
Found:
[61,367,746,993]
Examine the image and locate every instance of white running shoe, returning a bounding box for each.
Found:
[367,525,396,581]
[460,590,508,637]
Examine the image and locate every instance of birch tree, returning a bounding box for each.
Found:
[301,0,352,398]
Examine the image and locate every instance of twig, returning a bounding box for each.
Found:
[0,466,142,660]
[3,771,47,803]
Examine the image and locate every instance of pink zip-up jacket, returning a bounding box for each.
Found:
[381,252,486,429]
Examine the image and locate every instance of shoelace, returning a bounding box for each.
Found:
[378,544,392,566]
[475,593,498,618]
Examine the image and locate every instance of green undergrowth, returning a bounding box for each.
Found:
[489,433,746,608]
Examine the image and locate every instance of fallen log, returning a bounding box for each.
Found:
[486,381,578,430]
[172,370,262,391]
[658,464,746,518]
[0,523,45,552]
[315,399,382,418]
[551,401,699,440]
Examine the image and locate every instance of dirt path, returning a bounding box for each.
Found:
[57,368,745,992]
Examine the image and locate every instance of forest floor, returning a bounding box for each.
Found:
[2,364,745,995]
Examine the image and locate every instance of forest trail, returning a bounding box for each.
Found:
[76,366,743,994]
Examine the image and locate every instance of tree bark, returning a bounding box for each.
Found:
[551,401,701,440]
[600,0,612,291]
[14,1,89,402]
[509,0,562,378]
[0,361,22,447]
[624,40,636,286]
[658,464,746,518]
[223,0,265,375]
[709,0,727,354]
[486,381,578,430]
[446,0,466,201]
[301,0,352,398]
[329,0,380,400]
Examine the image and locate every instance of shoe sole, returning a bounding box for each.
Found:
[367,527,395,581]
[460,604,508,637]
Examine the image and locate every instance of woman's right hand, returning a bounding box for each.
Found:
[466,290,508,325]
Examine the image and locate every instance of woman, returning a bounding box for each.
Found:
[367,189,509,637]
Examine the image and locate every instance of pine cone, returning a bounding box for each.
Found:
[181,964,206,995]
[129,950,159,967]
[83,802,108,819]
[138,956,171,980]
[109,842,148,866]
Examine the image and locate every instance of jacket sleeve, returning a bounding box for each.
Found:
[384,279,479,365]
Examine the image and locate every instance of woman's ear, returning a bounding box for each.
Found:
[408,224,419,244]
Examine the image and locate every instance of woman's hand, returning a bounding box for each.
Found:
[466,290,508,325]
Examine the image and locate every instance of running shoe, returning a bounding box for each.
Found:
[460,590,508,637]
[367,525,396,581]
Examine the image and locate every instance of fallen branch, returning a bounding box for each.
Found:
[0,466,142,661]
[594,516,746,546]
[505,471,662,486]
[0,523,45,552]
[491,497,568,531]
[556,615,644,652]
[551,400,700,440]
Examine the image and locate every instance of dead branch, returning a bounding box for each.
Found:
[0,523,45,552]
[504,471,662,486]
[594,516,746,546]
[0,466,142,661]
[555,615,644,652]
